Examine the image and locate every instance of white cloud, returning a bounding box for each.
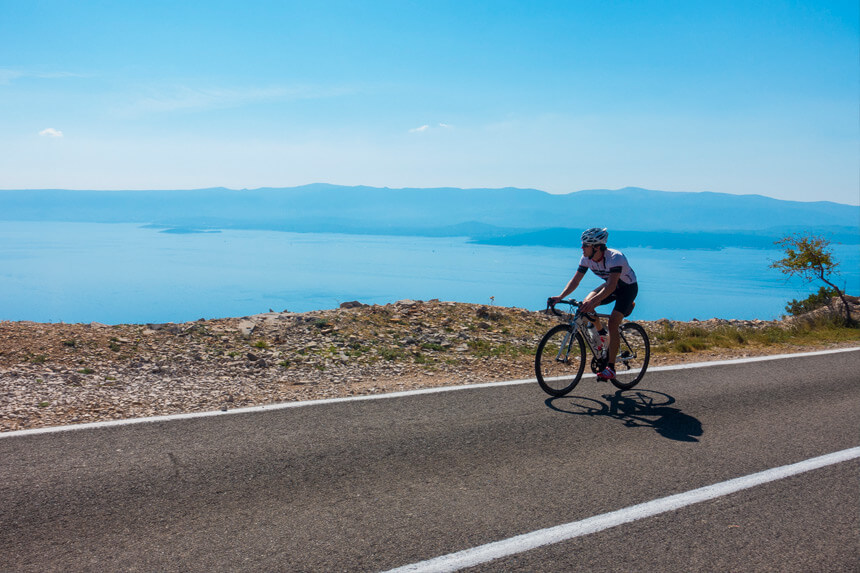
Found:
[409,123,453,134]
[39,128,64,138]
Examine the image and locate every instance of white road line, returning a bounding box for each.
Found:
[646,346,860,372]
[383,447,860,573]
[2,347,857,439]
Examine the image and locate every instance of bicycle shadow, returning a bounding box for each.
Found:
[545,389,704,442]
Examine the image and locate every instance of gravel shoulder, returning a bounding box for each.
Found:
[2,300,857,432]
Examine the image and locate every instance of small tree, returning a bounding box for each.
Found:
[771,233,853,326]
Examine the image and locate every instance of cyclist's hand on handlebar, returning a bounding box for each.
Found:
[547,296,562,307]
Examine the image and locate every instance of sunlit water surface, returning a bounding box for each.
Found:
[2,222,857,324]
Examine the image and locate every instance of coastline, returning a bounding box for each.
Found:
[2,300,858,432]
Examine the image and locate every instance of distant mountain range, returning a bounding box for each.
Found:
[1,184,857,249]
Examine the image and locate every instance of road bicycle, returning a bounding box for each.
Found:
[535,298,650,396]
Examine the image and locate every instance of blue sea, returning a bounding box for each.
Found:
[1,222,857,324]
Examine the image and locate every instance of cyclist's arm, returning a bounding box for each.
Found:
[602,271,621,296]
[553,269,586,302]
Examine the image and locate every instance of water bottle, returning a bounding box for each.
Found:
[587,323,607,357]
[596,329,607,358]
[586,322,601,351]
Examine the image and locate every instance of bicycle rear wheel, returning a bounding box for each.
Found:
[535,324,586,396]
[611,322,650,390]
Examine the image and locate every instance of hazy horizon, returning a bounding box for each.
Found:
[1,184,858,207]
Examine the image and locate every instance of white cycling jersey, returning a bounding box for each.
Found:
[578,248,637,285]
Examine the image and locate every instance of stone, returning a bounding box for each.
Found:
[237,320,256,338]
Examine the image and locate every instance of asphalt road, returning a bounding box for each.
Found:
[2,350,858,572]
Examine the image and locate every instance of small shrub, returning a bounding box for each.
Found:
[467,339,492,356]
[685,326,709,338]
[345,343,370,358]
[674,340,709,353]
[379,348,405,361]
[707,326,747,348]
[756,326,791,344]
[655,324,678,343]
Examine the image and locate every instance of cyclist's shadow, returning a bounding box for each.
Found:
[545,389,704,442]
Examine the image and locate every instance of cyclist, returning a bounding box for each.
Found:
[549,227,638,381]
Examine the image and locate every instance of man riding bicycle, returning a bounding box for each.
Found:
[549,227,638,381]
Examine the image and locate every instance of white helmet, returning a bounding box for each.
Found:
[581,227,608,245]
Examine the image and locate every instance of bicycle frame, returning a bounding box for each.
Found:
[549,299,609,360]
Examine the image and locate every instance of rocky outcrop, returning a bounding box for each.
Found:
[784,296,860,325]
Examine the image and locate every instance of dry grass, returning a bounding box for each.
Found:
[650,315,860,355]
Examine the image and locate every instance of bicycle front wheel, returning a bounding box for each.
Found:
[535,324,586,397]
[611,322,650,390]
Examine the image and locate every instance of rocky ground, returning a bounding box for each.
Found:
[2,299,858,432]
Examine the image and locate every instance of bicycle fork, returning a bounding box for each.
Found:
[555,329,575,363]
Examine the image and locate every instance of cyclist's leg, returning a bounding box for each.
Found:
[607,282,638,365]
[607,309,625,364]
[582,287,606,330]
[585,283,622,330]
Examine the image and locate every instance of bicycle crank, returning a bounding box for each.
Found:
[590,356,608,374]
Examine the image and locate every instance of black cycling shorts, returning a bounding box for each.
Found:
[594,281,638,317]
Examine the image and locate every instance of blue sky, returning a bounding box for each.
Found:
[1,0,858,204]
